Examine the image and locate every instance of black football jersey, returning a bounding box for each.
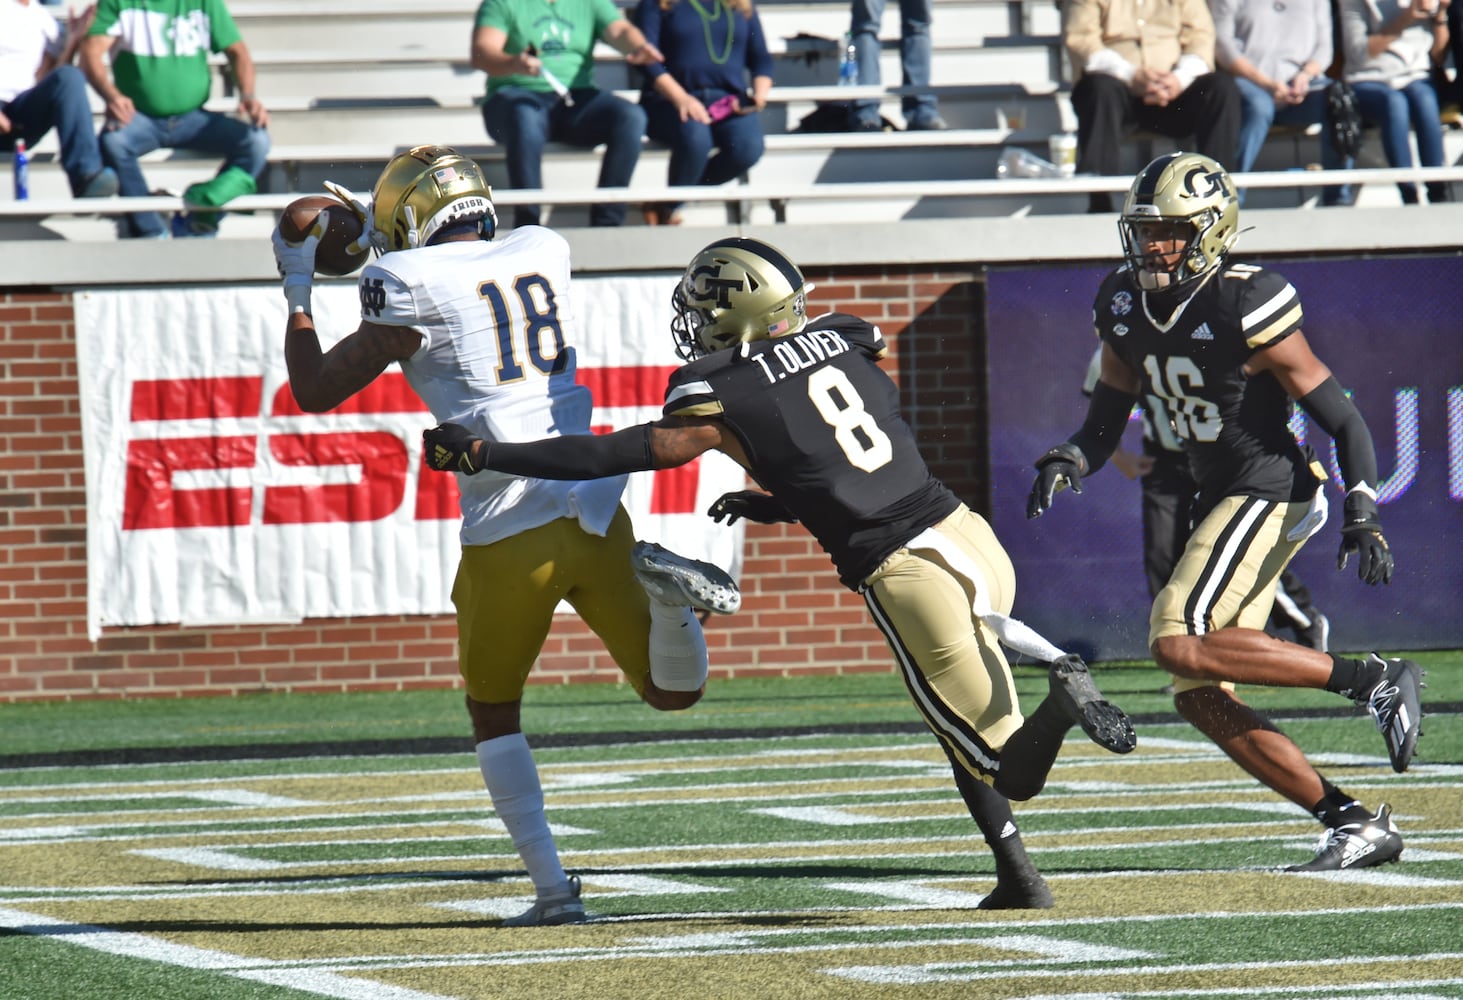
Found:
[662,313,959,589]
[1092,261,1322,509]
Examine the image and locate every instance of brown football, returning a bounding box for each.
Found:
[277,194,370,276]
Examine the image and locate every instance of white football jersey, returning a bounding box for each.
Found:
[358,226,625,546]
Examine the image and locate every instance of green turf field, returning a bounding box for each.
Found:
[1,657,1459,1000]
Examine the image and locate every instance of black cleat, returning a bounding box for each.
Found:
[1285,804,1404,872]
[1357,654,1424,773]
[978,874,1054,910]
[1047,654,1137,754]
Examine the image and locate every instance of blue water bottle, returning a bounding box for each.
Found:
[13,139,28,201]
[839,35,858,87]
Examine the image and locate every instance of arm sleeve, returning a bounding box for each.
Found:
[1068,380,1139,475]
[483,425,656,480]
[1296,376,1379,491]
[636,0,667,82]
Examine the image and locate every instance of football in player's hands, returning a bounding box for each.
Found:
[277,195,369,276]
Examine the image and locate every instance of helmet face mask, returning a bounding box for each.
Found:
[1120,152,1239,292]
[671,237,809,360]
[370,145,497,254]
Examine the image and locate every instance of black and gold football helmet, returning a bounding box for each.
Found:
[370,145,496,253]
[670,237,810,360]
[1119,152,1239,292]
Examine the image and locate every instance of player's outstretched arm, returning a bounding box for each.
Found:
[424,417,728,480]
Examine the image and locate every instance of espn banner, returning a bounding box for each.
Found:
[74,276,747,641]
[988,255,1463,661]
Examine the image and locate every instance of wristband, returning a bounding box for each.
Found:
[285,282,312,315]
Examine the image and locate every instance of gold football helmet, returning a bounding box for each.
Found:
[671,237,810,360]
[1119,152,1239,291]
[370,145,497,253]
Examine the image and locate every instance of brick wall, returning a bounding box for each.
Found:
[0,264,984,702]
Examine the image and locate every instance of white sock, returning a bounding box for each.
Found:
[476,733,567,895]
[647,598,709,692]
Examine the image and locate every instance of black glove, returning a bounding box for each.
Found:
[707,490,797,526]
[423,423,486,475]
[1026,442,1086,519]
[1336,490,1393,585]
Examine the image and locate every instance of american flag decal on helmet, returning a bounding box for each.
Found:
[434,166,460,183]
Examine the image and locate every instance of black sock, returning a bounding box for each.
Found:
[1310,781,1369,827]
[1323,654,1381,699]
[992,697,1070,801]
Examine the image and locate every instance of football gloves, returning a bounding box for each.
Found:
[272,224,320,289]
[423,422,486,475]
[323,180,377,257]
[1337,489,1393,585]
[1026,442,1086,519]
[707,490,797,526]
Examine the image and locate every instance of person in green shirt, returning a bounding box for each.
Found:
[79,0,269,238]
[471,0,663,228]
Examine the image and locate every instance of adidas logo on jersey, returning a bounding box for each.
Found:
[1192,322,1214,341]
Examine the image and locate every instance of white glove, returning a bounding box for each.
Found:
[272,225,320,288]
[323,180,376,256]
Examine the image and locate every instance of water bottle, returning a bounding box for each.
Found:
[838,35,858,87]
[13,139,28,201]
[996,147,1063,180]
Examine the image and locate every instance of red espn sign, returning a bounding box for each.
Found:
[123,367,699,529]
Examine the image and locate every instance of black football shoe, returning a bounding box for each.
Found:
[1357,654,1424,773]
[1285,804,1404,872]
[1047,654,1137,754]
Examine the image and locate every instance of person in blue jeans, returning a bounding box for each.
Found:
[635,0,775,225]
[848,0,946,131]
[79,0,270,239]
[1212,0,1351,205]
[472,0,663,229]
[0,0,117,199]
[1339,0,1452,203]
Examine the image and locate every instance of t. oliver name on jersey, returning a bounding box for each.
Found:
[749,328,852,384]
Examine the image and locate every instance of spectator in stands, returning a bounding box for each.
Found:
[1339,0,1452,203]
[473,0,662,229]
[1213,0,1352,206]
[0,1,117,199]
[1062,0,1242,212]
[79,0,269,239]
[848,0,947,130]
[635,0,775,226]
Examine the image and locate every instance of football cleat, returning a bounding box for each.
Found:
[502,875,586,927]
[1047,654,1137,754]
[977,874,1054,910]
[1293,611,1330,652]
[1357,654,1423,773]
[1285,804,1404,872]
[631,541,741,615]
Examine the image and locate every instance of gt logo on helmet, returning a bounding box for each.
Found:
[1183,166,1231,200]
[687,264,744,309]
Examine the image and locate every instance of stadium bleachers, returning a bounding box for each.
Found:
[4,0,1460,238]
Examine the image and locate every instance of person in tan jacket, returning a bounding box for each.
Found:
[1063,0,1241,211]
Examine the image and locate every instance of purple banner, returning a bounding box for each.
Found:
[987,256,1463,662]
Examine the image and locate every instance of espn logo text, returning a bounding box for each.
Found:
[123,367,696,530]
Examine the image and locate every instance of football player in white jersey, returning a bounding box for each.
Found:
[271,144,740,926]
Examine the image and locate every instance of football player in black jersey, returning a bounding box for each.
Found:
[1080,345,1331,653]
[425,235,1139,910]
[1028,152,1424,872]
